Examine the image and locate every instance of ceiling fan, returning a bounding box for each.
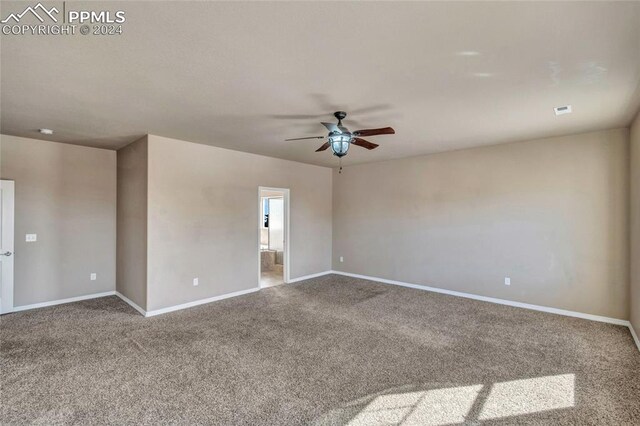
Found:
[285,111,395,159]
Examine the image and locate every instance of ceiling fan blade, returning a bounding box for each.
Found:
[321,122,341,133]
[352,137,379,150]
[285,136,325,141]
[315,142,331,152]
[353,127,395,137]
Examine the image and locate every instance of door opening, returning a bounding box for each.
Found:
[258,187,289,288]
[0,180,15,314]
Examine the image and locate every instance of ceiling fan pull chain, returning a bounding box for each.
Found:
[339,157,343,174]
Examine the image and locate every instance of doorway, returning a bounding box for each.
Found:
[0,180,15,314]
[258,187,289,288]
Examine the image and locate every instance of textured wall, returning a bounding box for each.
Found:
[116,137,148,310]
[630,111,640,332]
[145,135,332,311]
[333,129,630,319]
[0,135,116,306]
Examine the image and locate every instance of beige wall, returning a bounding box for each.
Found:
[631,111,640,332]
[333,129,630,319]
[145,135,332,311]
[116,137,148,310]
[0,135,116,306]
[2,128,633,320]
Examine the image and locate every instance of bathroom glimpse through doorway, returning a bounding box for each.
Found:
[258,187,289,288]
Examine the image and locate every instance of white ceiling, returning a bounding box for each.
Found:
[1,1,639,167]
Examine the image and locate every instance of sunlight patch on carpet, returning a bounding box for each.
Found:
[347,374,575,426]
[479,374,575,420]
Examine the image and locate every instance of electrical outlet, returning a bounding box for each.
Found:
[26,234,37,242]
[340,256,344,263]
[90,273,97,281]
[504,277,511,286]
[193,278,199,286]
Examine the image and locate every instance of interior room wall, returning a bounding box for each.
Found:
[332,128,630,319]
[0,135,116,307]
[630,111,640,333]
[116,136,148,310]
[145,135,332,311]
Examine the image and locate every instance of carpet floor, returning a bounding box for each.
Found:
[1,274,639,425]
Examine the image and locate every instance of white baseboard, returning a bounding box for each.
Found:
[330,270,631,327]
[115,291,147,316]
[12,291,116,312]
[9,273,639,353]
[287,270,333,283]
[630,324,640,352]
[143,287,260,317]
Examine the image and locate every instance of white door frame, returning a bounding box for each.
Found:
[0,180,15,314]
[258,187,290,287]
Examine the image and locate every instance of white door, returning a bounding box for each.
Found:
[268,198,284,251]
[0,180,15,314]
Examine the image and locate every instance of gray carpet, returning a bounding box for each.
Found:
[1,274,639,425]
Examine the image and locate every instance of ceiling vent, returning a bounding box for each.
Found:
[554,105,572,116]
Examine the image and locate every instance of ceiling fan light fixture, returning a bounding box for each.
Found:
[329,133,351,157]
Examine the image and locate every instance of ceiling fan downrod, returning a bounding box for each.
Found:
[334,111,347,128]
